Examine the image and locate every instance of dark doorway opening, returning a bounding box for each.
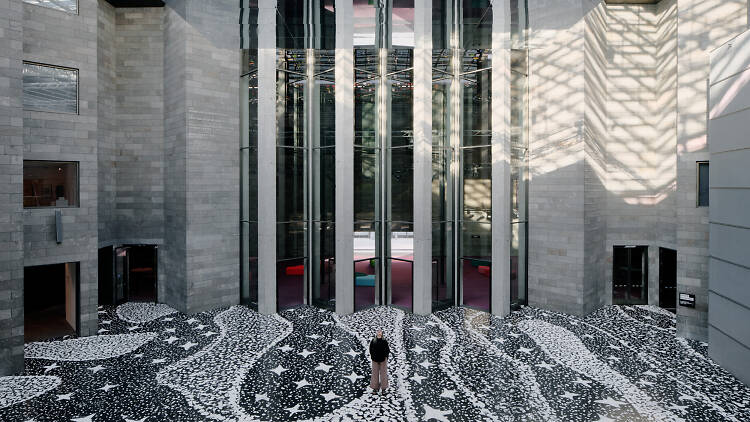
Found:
[24,262,79,342]
[659,247,677,313]
[613,246,648,305]
[119,245,158,303]
[98,246,114,305]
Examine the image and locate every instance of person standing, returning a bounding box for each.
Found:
[369,329,390,395]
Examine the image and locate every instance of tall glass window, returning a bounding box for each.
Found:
[240,50,259,310]
[510,0,529,307]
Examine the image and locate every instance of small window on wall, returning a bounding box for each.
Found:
[23,62,79,114]
[697,161,709,207]
[22,0,78,14]
[23,161,79,208]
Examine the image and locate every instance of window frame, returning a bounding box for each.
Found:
[23,160,81,209]
[22,0,79,15]
[22,61,80,115]
[696,161,709,208]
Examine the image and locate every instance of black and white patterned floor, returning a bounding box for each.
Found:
[2,303,749,421]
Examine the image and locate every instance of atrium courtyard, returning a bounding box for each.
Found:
[1,302,749,421]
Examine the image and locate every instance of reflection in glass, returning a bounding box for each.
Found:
[461,222,491,311]
[23,63,78,114]
[389,223,414,310]
[354,222,381,311]
[461,56,491,147]
[432,222,453,310]
[240,55,259,309]
[23,161,79,208]
[312,222,336,309]
[462,0,492,49]
[462,147,491,223]
[277,0,336,49]
[278,257,306,310]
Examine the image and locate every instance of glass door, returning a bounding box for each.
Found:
[613,246,648,305]
[114,246,130,305]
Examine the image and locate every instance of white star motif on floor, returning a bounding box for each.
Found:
[98,310,107,314]
[98,383,119,392]
[572,378,592,387]
[422,404,452,422]
[307,334,322,340]
[410,345,427,353]
[595,397,626,407]
[494,338,506,344]
[607,356,621,362]
[561,391,579,400]
[344,372,364,382]
[320,321,333,326]
[607,344,621,351]
[427,336,441,342]
[285,404,303,415]
[327,339,342,346]
[509,333,521,338]
[295,379,311,389]
[439,389,456,399]
[152,358,166,364]
[426,321,438,326]
[315,362,333,372]
[255,393,269,401]
[185,318,198,324]
[298,349,315,358]
[582,334,595,339]
[127,326,141,331]
[88,365,105,373]
[643,315,653,321]
[593,416,616,422]
[123,417,148,422]
[279,345,293,352]
[101,320,112,325]
[344,349,360,357]
[164,336,179,344]
[162,317,174,322]
[419,359,434,369]
[517,347,533,354]
[643,370,658,377]
[193,324,208,330]
[70,414,96,422]
[410,326,425,331]
[98,329,109,334]
[56,392,73,401]
[270,365,287,375]
[536,362,555,370]
[133,353,144,359]
[180,341,198,350]
[202,331,217,337]
[411,373,427,383]
[637,380,654,387]
[321,391,341,401]
[43,363,60,373]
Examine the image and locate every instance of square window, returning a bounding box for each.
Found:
[697,161,709,207]
[23,62,79,114]
[23,161,79,208]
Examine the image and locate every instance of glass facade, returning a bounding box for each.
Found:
[240,0,529,313]
[22,62,78,114]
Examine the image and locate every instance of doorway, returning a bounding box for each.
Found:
[659,248,677,312]
[612,246,648,305]
[24,262,78,342]
[114,245,158,304]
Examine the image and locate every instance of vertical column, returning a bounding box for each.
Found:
[258,0,278,315]
[491,0,511,316]
[335,0,355,315]
[0,0,23,375]
[413,0,433,315]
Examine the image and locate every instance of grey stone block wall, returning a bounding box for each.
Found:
[0,0,25,376]
[162,0,239,314]
[98,0,116,247]
[708,29,750,385]
[675,0,746,341]
[162,0,188,312]
[114,7,164,245]
[582,0,607,314]
[22,0,100,338]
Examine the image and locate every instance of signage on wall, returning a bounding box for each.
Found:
[679,293,696,308]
